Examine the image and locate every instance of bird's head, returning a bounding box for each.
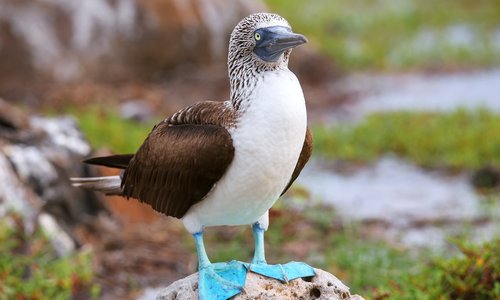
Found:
[228,13,307,74]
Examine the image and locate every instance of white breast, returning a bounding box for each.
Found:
[182,69,307,233]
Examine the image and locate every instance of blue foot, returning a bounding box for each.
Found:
[198,260,247,300]
[249,222,315,283]
[193,231,248,300]
[247,261,316,283]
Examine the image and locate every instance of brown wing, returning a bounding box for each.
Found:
[121,101,236,219]
[122,122,234,218]
[281,127,313,196]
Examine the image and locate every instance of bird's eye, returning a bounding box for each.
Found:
[254,32,261,41]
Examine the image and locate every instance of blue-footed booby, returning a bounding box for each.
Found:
[72,12,315,300]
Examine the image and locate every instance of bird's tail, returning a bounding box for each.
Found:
[72,154,133,195]
[71,176,122,196]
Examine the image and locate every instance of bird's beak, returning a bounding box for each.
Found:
[253,26,308,62]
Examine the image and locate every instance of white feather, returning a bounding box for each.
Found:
[71,175,122,195]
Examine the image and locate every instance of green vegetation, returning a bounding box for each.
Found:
[266,0,500,70]
[313,109,500,169]
[374,239,500,300]
[71,107,158,154]
[0,214,98,300]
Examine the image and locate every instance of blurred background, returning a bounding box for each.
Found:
[0,0,499,299]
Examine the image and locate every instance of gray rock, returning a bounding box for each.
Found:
[156,268,364,300]
[0,99,105,255]
[0,0,266,83]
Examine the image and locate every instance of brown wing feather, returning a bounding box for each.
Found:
[281,127,313,196]
[121,101,235,218]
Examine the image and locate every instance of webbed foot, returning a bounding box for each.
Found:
[247,261,315,283]
[249,221,316,283]
[198,260,247,300]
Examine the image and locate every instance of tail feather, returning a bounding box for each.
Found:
[71,176,122,195]
[83,154,133,169]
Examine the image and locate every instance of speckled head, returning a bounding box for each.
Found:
[228,13,307,74]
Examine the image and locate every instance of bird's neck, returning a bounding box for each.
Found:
[228,61,288,112]
[229,65,258,112]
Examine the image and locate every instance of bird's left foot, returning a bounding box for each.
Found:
[246,261,316,283]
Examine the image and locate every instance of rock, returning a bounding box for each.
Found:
[156,268,365,300]
[0,99,106,255]
[0,0,265,87]
[0,0,342,114]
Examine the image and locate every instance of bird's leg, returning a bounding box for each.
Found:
[251,222,267,264]
[193,232,247,300]
[194,232,212,268]
[248,220,316,283]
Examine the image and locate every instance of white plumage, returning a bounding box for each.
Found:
[182,69,307,233]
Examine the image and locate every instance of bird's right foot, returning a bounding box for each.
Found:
[198,260,247,300]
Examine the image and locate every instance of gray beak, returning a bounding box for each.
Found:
[253,26,308,62]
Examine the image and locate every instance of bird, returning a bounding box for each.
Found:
[72,12,315,300]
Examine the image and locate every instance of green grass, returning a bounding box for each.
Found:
[69,107,158,154]
[313,109,500,169]
[266,0,500,70]
[374,239,500,300]
[0,214,99,300]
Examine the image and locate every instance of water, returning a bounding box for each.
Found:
[297,157,500,248]
[328,69,500,123]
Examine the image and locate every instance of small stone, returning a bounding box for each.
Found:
[156,268,364,300]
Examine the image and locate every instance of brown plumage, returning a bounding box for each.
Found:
[81,102,312,218]
[84,154,133,169]
[123,124,233,218]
